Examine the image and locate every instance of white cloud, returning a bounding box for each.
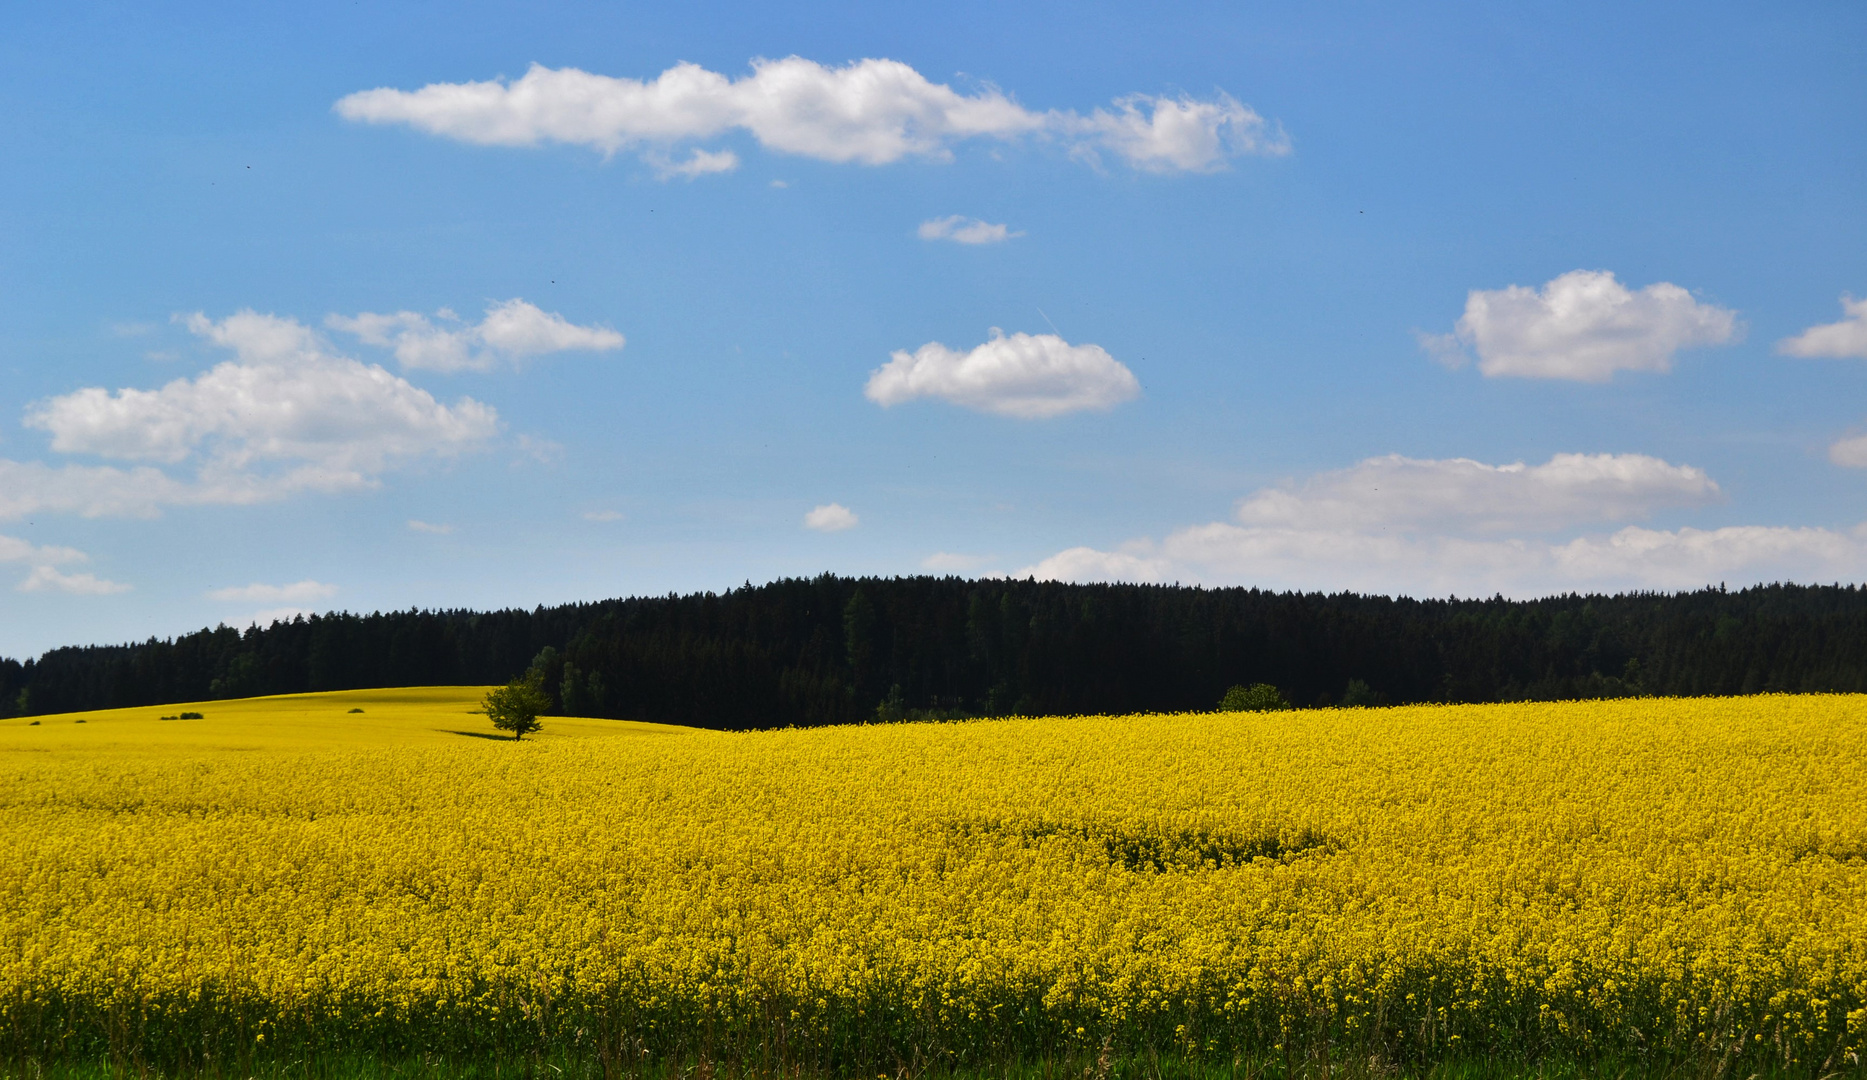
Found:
[1059,92,1286,173]
[866,328,1140,418]
[1018,546,1171,584]
[18,566,131,596]
[804,503,858,532]
[2,311,499,521]
[207,580,338,604]
[921,551,994,572]
[0,309,510,527]
[512,434,565,465]
[327,299,624,373]
[407,519,454,534]
[0,535,86,567]
[1014,451,1863,596]
[1547,524,1867,589]
[1023,521,1867,597]
[1429,270,1740,381]
[0,460,195,520]
[0,534,125,594]
[1778,295,1867,359]
[1830,434,1867,468]
[334,58,1284,175]
[582,510,625,522]
[918,216,1021,245]
[650,147,740,179]
[1235,453,1720,534]
[228,607,316,630]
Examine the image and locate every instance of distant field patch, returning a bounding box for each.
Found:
[1,693,1863,1075]
[0,686,669,753]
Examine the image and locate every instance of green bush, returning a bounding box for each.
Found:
[1218,683,1289,712]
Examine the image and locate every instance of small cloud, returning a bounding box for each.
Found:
[513,434,565,465]
[769,179,789,188]
[804,503,858,532]
[18,566,130,595]
[1014,545,1170,584]
[650,147,740,180]
[207,579,338,604]
[922,552,993,572]
[1829,433,1867,468]
[918,215,1022,245]
[866,328,1140,418]
[328,298,624,373]
[0,533,123,594]
[1414,330,1468,370]
[408,519,453,534]
[230,606,315,629]
[1779,295,1867,360]
[583,510,625,522]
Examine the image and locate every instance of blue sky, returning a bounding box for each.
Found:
[1,1,1864,656]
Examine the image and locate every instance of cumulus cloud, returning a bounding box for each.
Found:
[1013,451,1860,596]
[327,299,624,373]
[866,329,1140,418]
[1428,270,1740,381]
[1235,453,1720,534]
[1778,296,1867,360]
[207,580,338,604]
[335,58,1285,175]
[407,519,454,534]
[918,216,1021,244]
[804,503,858,532]
[1,311,499,521]
[1018,546,1172,584]
[0,534,127,595]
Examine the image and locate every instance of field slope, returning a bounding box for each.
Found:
[2,692,1864,1075]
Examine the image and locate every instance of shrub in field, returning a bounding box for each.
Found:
[1219,682,1289,711]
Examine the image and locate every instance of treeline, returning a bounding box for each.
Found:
[5,576,1867,727]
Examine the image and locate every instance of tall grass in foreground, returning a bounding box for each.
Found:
[2,693,1864,1075]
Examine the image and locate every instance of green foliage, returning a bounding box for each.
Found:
[559,660,584,715]
[1339,679,1379,708]
[481,678,551,741]
[15,578,1867,726]
[1220,683,1289,712]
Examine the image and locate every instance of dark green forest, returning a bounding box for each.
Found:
[5,576,1867,727]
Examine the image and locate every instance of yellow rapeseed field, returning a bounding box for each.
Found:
[1,691,1864,1071]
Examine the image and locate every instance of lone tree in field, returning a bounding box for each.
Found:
[482,677,552,741]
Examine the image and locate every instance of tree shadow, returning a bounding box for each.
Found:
[441,729,518,742]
